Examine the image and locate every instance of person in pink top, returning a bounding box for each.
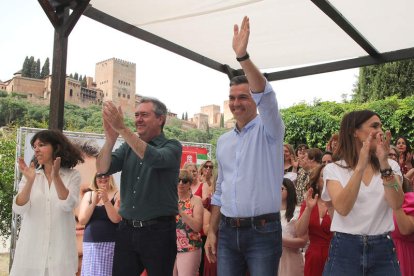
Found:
[391,186,414,276]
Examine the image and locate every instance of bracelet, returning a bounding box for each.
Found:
[380,167,393,177]
[383,181,399,192]
[236,52,250,62]
[381,173,395,182]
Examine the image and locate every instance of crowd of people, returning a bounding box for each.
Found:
[9,16,414,276]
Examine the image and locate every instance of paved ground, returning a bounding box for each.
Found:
[0,253,9,276]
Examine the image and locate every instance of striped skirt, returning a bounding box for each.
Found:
[81,242,115,276]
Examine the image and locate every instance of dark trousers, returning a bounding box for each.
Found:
[112,219,177,276]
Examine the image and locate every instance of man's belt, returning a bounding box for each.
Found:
[222,212,280,228]
[123,216,175,228]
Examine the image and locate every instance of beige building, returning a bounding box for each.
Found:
[200,104,221,127]
[95,58,136,116]
[2,72,103,107]
[192,113,209,130]
[5,73,45,98]
[0,80,7,91]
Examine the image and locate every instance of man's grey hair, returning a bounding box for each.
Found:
[139,97,167,129]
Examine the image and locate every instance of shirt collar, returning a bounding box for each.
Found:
[148,132,167,146]
[233,115,259,134]
[35,166,67,177]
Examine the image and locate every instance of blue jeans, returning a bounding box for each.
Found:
[217,218,282,276]
[323,232,401,276]
[112,219,177,276]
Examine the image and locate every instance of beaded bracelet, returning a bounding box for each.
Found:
[383,182,399,192]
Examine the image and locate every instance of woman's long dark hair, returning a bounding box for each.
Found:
[335,110,380,171]
[307,164,326,197]
[283,178,297,222]
[30,129,84,169]
[395,136,411,163]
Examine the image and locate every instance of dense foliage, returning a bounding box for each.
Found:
[0,129,16,244]
[353,59,414,102]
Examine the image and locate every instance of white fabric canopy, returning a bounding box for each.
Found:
[85,0,414,78]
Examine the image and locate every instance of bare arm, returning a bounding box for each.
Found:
[327,169,364,216]
[233,16,266,93]
[394,208,414,235]
[295,190,317,236]
[103,194,122,223]
[205,205,221,263]
[377,131,404,210]
[282,234,308,249]
[78,191,98,225]
[203,208,211,234]
[179,196,203,232]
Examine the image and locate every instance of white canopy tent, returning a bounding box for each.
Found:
[39,0,414,128]
[84,0,414,80]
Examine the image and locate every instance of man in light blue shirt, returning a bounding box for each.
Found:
[205,16,285,276]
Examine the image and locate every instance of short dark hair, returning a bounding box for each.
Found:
[138,97,167,129]
[306,148,323,164]
[229,75,248,87]
[30,129,84,169]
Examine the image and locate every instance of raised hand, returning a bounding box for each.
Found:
[233,16,250,57]
[51,157,61,180]
[357,132,375,171]
[18,158,36,183]
[291,155,299,168]
[97,187,109,203]
[305,188,318,209]
[103,101,125,135]
[375,130,391,163]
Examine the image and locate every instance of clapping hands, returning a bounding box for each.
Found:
[18,158,36,183]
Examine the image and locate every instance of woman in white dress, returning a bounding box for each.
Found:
[278,178,307,276]
[10,130,84,276]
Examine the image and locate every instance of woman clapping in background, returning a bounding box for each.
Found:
[10,130,84,276]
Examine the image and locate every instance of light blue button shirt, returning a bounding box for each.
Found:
[211,81,285,217]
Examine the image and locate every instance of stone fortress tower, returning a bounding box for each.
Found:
[95,58,136,116]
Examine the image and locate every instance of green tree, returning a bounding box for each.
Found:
[34,59,41,79]
[81,75,87,87]
[30,60,37,79]
[185,112,188,120]
[27,56,35,78]
[40,57,50,78]
[353,59,414,102]
[0,128,16,243]
[220,114,224,128]
[0,97,28,126]
[21,56,30,77]
[74,72,79,80]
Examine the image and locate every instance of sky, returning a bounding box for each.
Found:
[0,1,358,118]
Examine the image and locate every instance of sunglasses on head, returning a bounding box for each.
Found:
[204,165,214,169]
[96,173,109,179]
[179,178,190,184]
